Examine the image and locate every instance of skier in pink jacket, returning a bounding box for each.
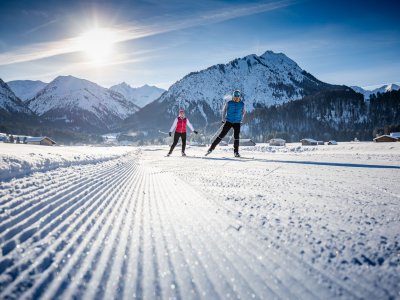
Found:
[167,109,198,156]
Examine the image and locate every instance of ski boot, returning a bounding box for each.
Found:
[205,149,212,156]
[234,152,241,158]
[182,152,186,157]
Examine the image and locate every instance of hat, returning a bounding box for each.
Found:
[233,90,241,98]
[179,109,185,113]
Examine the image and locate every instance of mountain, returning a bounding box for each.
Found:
[109,82,165,108]
[0,78,41,133]
[28,75,140,133]
[122,50,345,136]
[0,78,34,117]
[350,84,400,100]
[7,80,47,102]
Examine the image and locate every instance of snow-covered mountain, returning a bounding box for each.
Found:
[7,80,47,102]
[158,50,341,114]
[123,50,344,133]
[350,83,400,100]
[0,79,33,116]
[28,75,140,132]
[109,82,165,108]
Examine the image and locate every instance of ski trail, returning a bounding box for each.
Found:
[0,149,357,299]
[1,155,138,298]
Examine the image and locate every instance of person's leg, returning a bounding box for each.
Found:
[233,123,241,154]
[168,132,180,154]
[181,132,187,153]
[209,122,232,151]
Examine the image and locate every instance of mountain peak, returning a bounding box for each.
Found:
[153,49,338,123]
[0,78,33,114]
[7,79,48,101]
[385,83,400,91]
[110,82,165,108]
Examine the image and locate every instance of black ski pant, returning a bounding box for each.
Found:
[209,122,241,153]
[169,132,186,154]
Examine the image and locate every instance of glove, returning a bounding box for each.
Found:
[194,131,198,134]
[169,132,172,136]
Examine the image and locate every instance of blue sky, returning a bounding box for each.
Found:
[0,0,399,90]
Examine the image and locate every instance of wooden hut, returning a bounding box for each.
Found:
[373,135,398,143]
[300,138,318,146]
[26,136,56,146]
[269,138,286,146]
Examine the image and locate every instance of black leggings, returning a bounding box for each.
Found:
[169,132,187,154]
[210,122,241,153]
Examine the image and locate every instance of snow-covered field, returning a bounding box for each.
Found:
[0,142,399,299]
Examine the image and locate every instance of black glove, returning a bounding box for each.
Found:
[194,131,198,134]
[169,132,172,136]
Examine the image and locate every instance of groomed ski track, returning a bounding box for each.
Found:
[0,149,368,299]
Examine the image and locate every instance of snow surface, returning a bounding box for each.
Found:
[0,142,399,299]
[0,144,132,181]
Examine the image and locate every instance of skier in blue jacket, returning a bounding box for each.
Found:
[206,90,246,157]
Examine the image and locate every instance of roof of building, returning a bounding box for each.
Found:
[26,136,56,144]
[373,135,398,141]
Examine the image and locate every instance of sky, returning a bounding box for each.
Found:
[0,0,399,90]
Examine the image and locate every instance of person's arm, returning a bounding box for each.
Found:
[186,118,195,131]
[169,118,178,133]
[222,102,228,122]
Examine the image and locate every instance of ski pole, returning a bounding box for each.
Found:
[159,130,169,135]
[209,122,225,144]
[227,131,234,144]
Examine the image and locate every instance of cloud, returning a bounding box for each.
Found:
[23,19,58,35]
[0,0,296,66]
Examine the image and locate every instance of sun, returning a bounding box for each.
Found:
[77,28,117,65]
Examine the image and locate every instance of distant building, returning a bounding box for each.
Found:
[26,136,56,146]
[373,135,398,143]
[300,138,318,146]
[269,138,286,146]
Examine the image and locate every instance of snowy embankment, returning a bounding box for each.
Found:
[0,144,133,181]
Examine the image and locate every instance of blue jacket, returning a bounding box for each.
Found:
[225,100,244,123]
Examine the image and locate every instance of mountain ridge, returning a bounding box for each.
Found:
[27,75,140,133]
[7,80,48,102]
[110,82,165,108]
[350,84,400,100]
